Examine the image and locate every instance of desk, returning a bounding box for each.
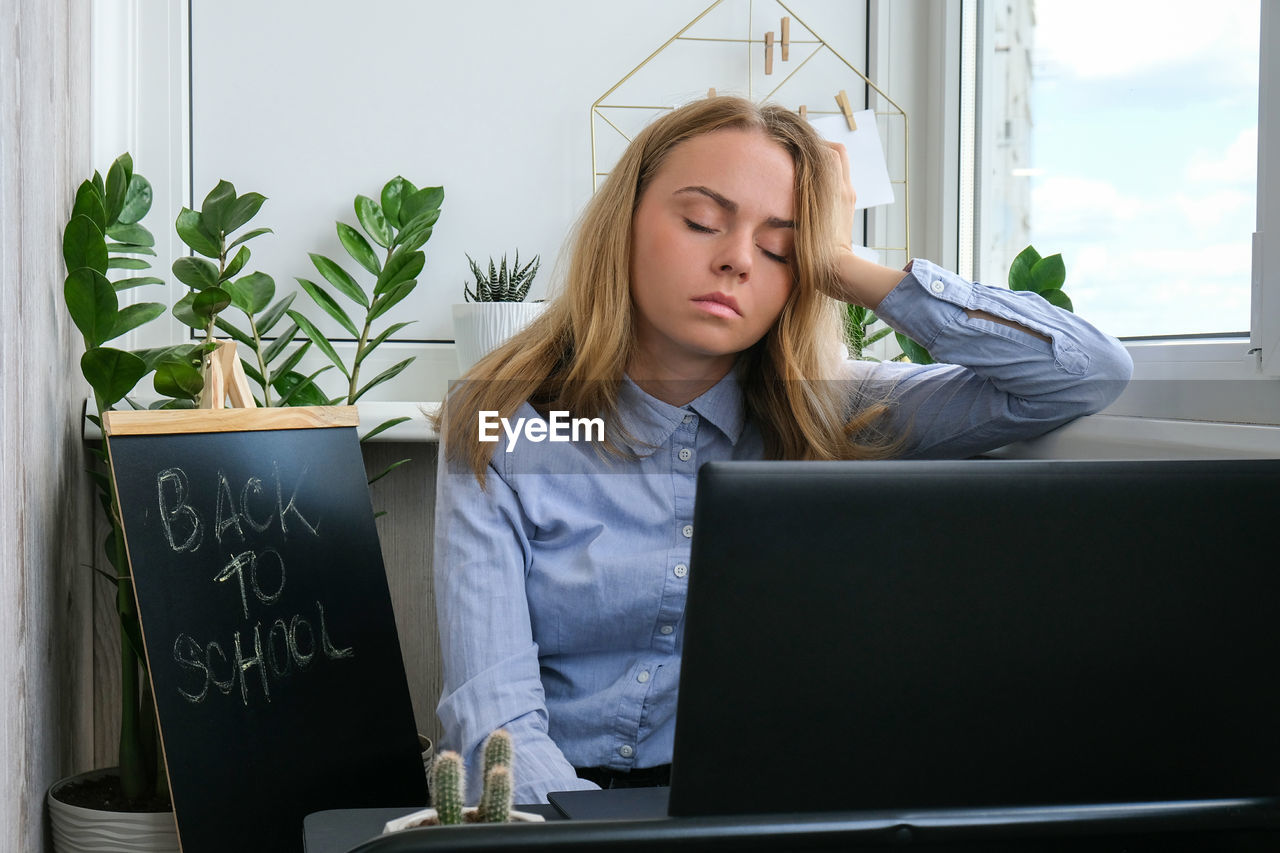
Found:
[305,804,1280,852]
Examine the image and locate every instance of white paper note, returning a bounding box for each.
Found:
[810,111,895,210]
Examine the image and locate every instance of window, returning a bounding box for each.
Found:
[968,0,1259,340]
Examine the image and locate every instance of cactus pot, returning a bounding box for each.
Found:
[451,301,547,375]
[47,768,179,853]
[382,806,545,833]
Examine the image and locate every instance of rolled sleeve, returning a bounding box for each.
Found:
[865,259,1132,458]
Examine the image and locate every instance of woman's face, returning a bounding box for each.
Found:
[628,127,796,380]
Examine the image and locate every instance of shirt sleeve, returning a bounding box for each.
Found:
[860,258,1133,459]
[433,445,600,804]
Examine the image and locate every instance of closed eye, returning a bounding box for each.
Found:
[761,248,789,265]
[684,218,715,234]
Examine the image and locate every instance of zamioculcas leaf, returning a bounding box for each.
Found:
[380,176,415,228]
[114,275,166,292]
[176,208,220,259]
[399,186,444,225]
[107,302,166,341]
[375,249,424,296]
[287,309,350,377]
[221,245,250,281]
[361,416,410,442]
[134,342,199,372]
[106,222,155,247]
[256,292,296,335]
[234,271,275,315]
[227,227,273,251]
[73,181,108,231]
[1029,254,1066,294]
[63,215,108,275]
[367,458,410,485]
[81,347,147,407]
[337,222,381,276]
[104,158,129,225]
[357,321,414,364]
[239,360,265,386]
[368,279,416,323]
[895,332,934,365]
[262,322,300,365]
[1008,245,1041,291]
[172,256,221,290]
[106,243,157,257]
[296,278,359,337]
[308,253,368,308]
[117,174,153,225]
[394,211,438,252]
[107,258,150,270]
[193,287,231,320]
[200,180,238,235]
[153,355,204,399]
[1038,288,1074,312]
[172,291,202,329]
[214,317,256,348]
[64,268,118,346]
[354,357,413,402]
[223,192,266,235]
[274,366,332,407]
[271,337,312,376]
[354,195,392,248]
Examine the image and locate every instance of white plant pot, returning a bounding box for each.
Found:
[452,302,547,375]
[47,768,179,853]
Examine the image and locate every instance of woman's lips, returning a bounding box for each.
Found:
[692,292,741,318]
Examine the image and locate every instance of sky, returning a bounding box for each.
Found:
[1019,0,1259,338]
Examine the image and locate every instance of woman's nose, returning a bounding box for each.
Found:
[713,231,753,279]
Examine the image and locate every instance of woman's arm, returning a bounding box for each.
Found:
[433,450,599,804]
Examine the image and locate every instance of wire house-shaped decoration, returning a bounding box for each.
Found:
[590,0,910,264]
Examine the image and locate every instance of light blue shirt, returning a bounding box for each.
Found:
[433,259,1132,804]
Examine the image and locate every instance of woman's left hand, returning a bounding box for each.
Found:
[822,141,905,309]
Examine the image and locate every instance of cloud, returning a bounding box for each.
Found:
[1185,127,1258,185]
[1030,176,1144,237]
[1032,0,1258,84]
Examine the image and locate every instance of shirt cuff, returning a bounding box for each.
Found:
[872,258,972,349]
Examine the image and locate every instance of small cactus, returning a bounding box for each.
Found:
[429,751,466,826]
[477,764,513,823]
[482,728,513,775]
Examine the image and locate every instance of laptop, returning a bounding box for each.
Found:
[550,459,1280,841]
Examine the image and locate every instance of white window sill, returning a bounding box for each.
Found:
[989,413,1280,460]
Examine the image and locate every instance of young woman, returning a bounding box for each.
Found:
[431,96,1131,804]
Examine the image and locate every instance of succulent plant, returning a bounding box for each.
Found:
[427,730,515,826]
[429,751,466,826]
[464,252,540,302]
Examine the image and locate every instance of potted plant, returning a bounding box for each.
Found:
[50,153,187,853]
[451,251,544,374]
[381,730,544,832]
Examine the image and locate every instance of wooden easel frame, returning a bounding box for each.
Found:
[201,339,256,409]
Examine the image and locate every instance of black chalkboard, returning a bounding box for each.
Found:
[104,407,427,853]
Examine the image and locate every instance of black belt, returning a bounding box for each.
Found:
[575,763,671,789]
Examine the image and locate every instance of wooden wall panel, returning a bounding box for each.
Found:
[0,0,95,849]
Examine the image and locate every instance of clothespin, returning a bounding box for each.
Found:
[835,90,857,131]
[708,87,717,98]
[798,104,807,120]
[764,31,775,75]
[200,340,256,409]
[781,17,790,61]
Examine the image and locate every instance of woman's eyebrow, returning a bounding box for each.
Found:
[673,185,794,229]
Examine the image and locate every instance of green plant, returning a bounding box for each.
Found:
[291,175,443,445]
[464,252,540,303]
[62,153,178,805]
[844,304,894,361]
[427,729,514,825]
[170,180,329,407]
[893,244,1075,365]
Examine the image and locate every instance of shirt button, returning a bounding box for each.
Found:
[682,524,693,539]
[619,745,634,758]
[682,414,693,424]
[678,448,692,462]
[660,624,674,635]
[674,563,688,578]
[930,279,945,293]
[637,670,650,683]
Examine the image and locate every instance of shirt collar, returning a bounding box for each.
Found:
[617,369,746,453]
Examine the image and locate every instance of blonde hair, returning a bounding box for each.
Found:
[435,96,897,483]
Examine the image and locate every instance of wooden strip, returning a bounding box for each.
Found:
[103,406,359,436]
